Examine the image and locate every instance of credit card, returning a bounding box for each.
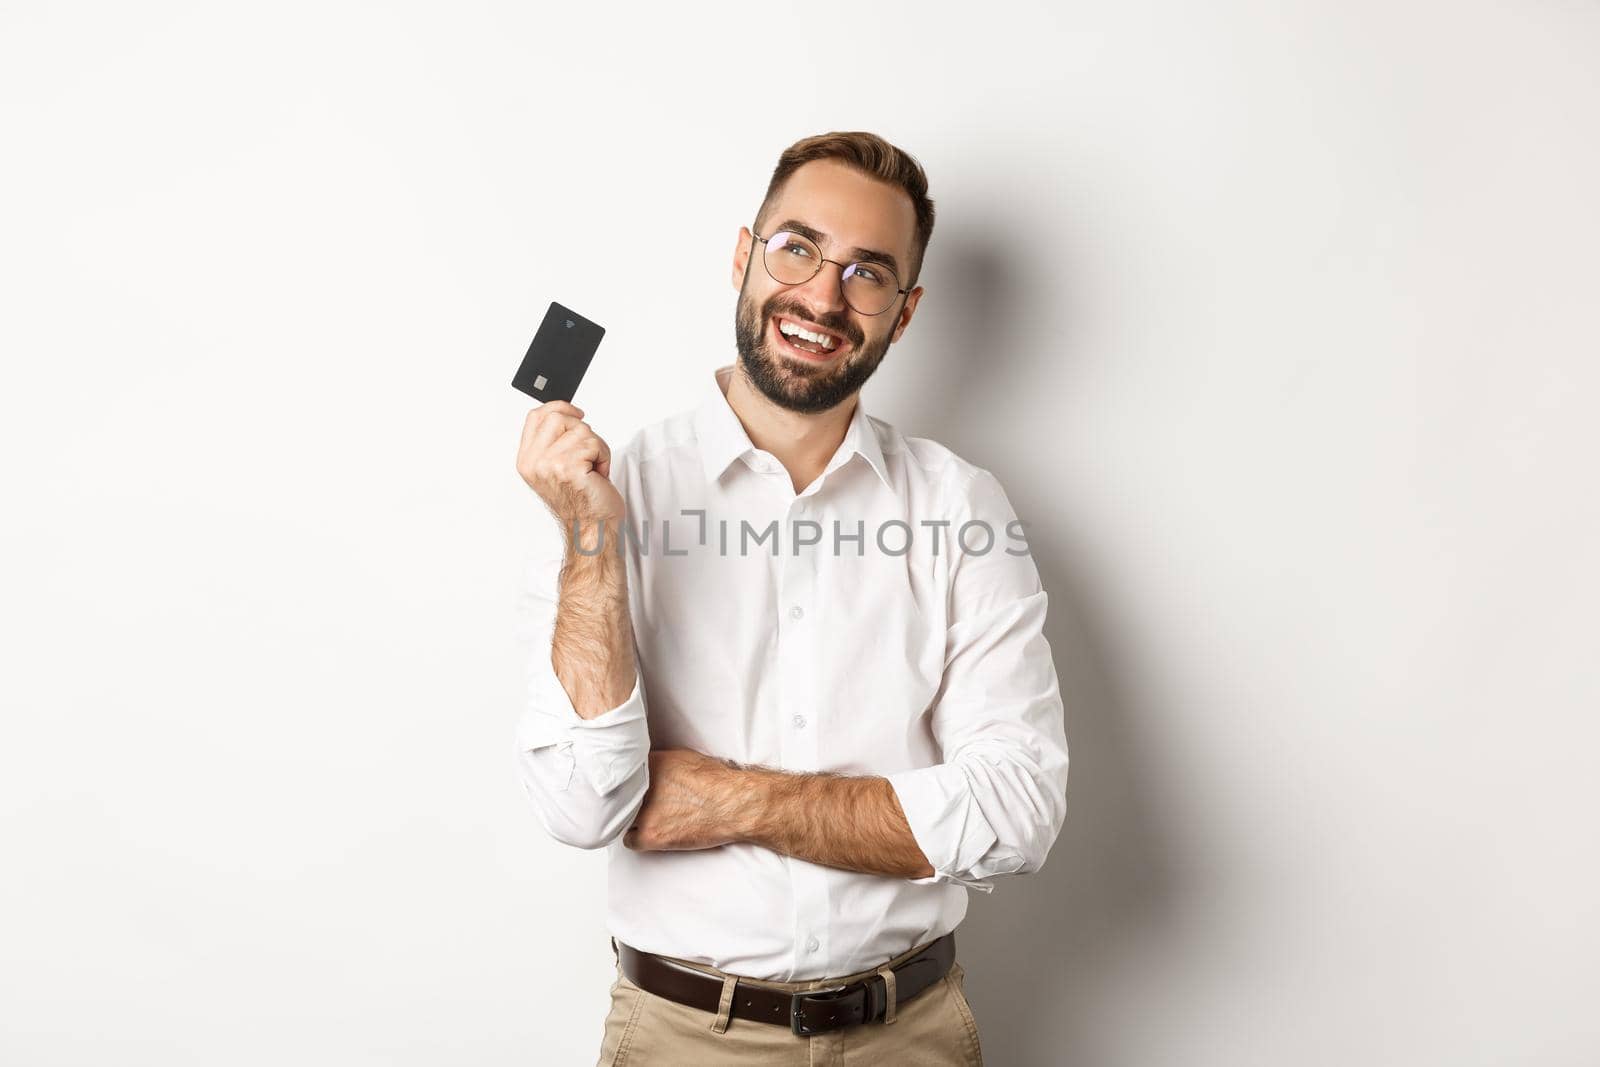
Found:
[512,301,605,403]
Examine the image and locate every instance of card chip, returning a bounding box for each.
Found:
[533,374,547,390]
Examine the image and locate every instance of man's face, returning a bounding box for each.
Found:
[731,159,924,414]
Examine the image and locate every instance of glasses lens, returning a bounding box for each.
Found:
[763,231,822,285]
[841,261,900,316]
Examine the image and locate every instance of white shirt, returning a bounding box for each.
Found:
[515,363,1069,981]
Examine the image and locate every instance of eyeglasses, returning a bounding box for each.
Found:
[750,229,911,316]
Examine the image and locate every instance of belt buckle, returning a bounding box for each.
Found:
[790,982,854,1036]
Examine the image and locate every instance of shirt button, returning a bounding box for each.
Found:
[805,936,820,953]
[789,605,804,620]
[792,714,807,729]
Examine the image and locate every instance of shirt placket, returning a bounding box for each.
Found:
[778,490,830,977]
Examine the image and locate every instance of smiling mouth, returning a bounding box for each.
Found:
[772,315,848,360]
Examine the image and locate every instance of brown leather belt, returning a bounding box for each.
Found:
[614,931,957,1037]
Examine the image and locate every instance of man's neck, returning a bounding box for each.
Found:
[724,363,856,495]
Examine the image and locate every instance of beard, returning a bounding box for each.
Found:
[733,287,892,415]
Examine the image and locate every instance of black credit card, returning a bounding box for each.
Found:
[512,301,605,403]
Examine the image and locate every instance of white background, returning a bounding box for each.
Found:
[3,2,1597,1064]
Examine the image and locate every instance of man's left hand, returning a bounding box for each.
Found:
[622,748,747,852]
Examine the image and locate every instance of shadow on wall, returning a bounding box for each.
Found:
[910,221,1186,1065]
[887,216,1072,433]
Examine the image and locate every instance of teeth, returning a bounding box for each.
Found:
[779,319,837,350]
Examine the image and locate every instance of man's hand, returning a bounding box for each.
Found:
[516,400,624,541]
[623,749,745,852]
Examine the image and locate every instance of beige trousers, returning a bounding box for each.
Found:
[595,936,984,1066]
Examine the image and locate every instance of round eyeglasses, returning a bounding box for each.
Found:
[750,230,911,316]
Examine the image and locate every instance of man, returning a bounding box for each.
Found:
[514,131,1069,1065]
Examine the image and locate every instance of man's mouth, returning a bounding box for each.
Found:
[771,315,848,360]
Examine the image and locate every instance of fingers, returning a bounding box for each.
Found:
[550,425,605,478]
[623,826,663,851]
[520,403,584,455]
[520,401,584,436]
[519,410,556,458]
[519,401,604,475]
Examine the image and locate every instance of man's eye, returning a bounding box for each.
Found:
[783,244,813,258]
[853,266,882,283]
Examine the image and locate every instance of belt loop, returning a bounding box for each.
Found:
[709,974,738,1034]
[876,965,898,1025]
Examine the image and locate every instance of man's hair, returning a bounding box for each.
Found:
[753,131,936,287]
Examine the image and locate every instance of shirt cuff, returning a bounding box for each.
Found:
[516,670,650,797]
[887,763,999,894]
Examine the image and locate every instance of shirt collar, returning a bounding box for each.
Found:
[693,364,891,490]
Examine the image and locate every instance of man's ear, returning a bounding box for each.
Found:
[731,226,754,291]
[889,285,925,344]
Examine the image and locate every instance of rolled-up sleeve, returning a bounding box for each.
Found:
[886,467,1070,892]
[513,540,651,852]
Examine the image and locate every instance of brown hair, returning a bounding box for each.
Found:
[753,131,936,287]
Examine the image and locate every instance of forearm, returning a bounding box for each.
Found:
[732,764,936,880]
[552,519,637,720]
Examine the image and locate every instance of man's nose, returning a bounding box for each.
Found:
[791,261,849,315]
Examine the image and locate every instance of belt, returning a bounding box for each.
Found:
[614,931,956,1037]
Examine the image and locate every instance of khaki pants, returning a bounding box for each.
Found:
[595,936,984,1066]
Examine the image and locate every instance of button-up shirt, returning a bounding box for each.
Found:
[515,363,1069,980]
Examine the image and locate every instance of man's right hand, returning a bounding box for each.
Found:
[516,401,625,529]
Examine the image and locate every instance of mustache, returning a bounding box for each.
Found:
[764,298,860,347]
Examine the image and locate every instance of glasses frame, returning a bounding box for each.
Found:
[750,229,912,317]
